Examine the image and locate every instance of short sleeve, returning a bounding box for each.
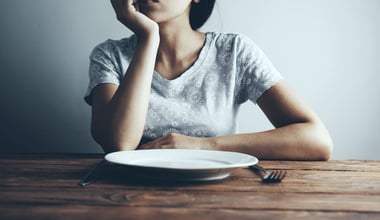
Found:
[84,40,121,105]
[236,35,283,104]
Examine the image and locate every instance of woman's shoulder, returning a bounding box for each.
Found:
[207,31,253,41]
[206,32,257,50]
[91,35,138,54]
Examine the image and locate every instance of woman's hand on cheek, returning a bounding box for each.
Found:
[110,0,159,37]
[139,133,210,150]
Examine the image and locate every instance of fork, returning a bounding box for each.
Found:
[249,164,287,183]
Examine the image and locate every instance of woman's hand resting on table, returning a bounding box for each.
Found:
[139,133,213,150]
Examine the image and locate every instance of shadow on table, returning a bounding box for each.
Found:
[97,163,231,187]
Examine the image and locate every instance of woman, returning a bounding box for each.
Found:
[84,0,333,160]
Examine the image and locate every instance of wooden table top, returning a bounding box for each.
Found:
[0,153,379,220]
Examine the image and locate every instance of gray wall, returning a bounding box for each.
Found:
[0,0,379,159]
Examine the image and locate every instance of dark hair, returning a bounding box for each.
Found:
[190,0,216,30]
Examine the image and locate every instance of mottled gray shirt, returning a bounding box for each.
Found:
[85,32,282,144]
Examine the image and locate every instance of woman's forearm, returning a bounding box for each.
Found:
[94,33,160,152]
[210,121,333,161]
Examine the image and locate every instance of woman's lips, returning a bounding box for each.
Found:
[139,0,159,4]
[138,0,159,9]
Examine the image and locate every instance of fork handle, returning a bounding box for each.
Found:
[250,164,267,172]
[249,164,271,176]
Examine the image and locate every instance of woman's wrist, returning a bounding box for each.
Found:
[200,136,218,151]
[137,26,160,48]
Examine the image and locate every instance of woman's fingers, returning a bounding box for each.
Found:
[140,135,173,149]
[110,0,122,13]
[140,138,163,149]
[139,133,202,150]
[110,0,135,20]
[133,0,140,12]
[110,0,158,36]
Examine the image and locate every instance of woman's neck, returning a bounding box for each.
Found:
[155,24,205,80]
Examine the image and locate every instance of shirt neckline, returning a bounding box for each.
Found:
[153,32,212,84]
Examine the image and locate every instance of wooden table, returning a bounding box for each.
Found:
[0,154,379,220]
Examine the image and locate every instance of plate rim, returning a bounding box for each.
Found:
[104,149,258,171]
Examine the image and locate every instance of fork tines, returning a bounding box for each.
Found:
[262,170,287,183]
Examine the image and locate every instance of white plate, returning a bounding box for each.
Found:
[105,149,258,181]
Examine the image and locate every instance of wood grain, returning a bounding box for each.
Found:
[1,154,380,220]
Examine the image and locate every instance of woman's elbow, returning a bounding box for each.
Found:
[317,139,334,161]
[313,127,334,161]
[91,126,139,153]
[95,138,139,153]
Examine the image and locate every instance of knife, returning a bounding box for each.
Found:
[79,159,108,187]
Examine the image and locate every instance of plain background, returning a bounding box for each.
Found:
[0,0,379,159]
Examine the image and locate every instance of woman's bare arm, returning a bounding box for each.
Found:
[90,0,160,152]
[140,81,333,160]
[208,81,333,160]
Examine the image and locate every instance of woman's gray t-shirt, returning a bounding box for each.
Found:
[85,32,282,143]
